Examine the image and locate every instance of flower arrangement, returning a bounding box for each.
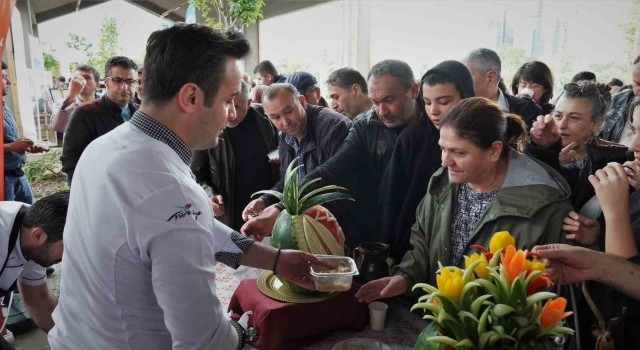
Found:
[412,231,574,350]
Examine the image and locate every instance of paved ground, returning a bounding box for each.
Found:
[12,263,60,350]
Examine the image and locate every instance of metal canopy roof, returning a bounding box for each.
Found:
[30,0,331,24]
[31,0,188,23]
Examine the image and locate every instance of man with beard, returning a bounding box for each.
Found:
[61,56,138,184]
[0,191,69,344]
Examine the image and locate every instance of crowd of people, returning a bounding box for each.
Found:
[2,21,640,349]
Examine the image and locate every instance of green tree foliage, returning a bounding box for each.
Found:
[191,0,265,31]
[89,17,122,74]
[618,0,640,62]
[43,52,61,77]
[65,17,121,76]
[497,46,532,88]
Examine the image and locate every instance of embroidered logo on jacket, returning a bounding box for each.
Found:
[167,203,202,222]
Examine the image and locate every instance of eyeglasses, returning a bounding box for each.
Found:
[108,77,138,87]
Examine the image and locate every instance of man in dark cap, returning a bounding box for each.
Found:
[286,71,329,107]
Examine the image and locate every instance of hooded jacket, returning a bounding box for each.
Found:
[376,60,475,263]
[393,151,572,286]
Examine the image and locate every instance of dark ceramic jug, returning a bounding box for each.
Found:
[353,241,389,283]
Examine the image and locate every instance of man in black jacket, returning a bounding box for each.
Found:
[464,48,543,126]
[242,60,419,246]
[191,81,279,231]
[599,55,640,144]
[61,56,138,184]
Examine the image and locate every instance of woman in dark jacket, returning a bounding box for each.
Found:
[375,60,475,263]
[511,61,555,115]
[526,80,628,210]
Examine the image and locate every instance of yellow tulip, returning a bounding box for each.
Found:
[525,258,546,272]
[464,253,489,279]
[436,267,464,299]
[489,231,516,253]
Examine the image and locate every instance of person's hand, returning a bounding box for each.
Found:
[268,157,280,165]
[558,142,578,165]
[26,144,49,153]
[623,161,640,190]
[275,250,333,290]
[530,114,560,147]
[6,138,34,153]
[533,244,599,284]
[242,198,267,221]
[354,276,407,303]
[241,205,280,241]
[562,211,600,246]
[588,162,630,219]
[210,195,225,217]
[67,75,85,99]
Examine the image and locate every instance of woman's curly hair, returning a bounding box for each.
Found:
[562,80,611,122]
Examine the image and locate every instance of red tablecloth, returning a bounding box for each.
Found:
[229,279,368,350]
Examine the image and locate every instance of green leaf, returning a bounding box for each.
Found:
[298,177,323,196]
[411,302,441,314]
[516,324,537,340]
[478,307,491,334]
[471,294,494,316]
[524,269,542,286]
[493,304,516,317]
[475,278,498,295]
[539,326,575,336]
[460,281,481,302]
[458,310,479,324]
[510,276,527,308]
[428,336,459,346]
[479,330,497,349]
[298,192,354,213]
[526,292,556,306]
[250,190,284,201]
[463,259,483,284]
[453,339,476,349]
[298,185,349,207]
[413,283,439,294]
[512,316,530,328]
[489,248,503,267]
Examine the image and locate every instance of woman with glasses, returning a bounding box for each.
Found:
[511,61,555,115]
[355,97,572,303]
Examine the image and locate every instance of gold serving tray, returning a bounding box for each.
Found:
[257,271,339,303]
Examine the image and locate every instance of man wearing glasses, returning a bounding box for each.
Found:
[61,56,138,185]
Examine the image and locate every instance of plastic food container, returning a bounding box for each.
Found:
[310,255,359,292]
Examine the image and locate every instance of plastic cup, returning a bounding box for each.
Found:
[519,87,534,99]
[368,301,388,331]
